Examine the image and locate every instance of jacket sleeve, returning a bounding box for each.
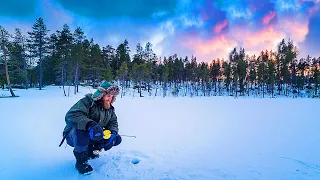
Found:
[107,109,119,133]
[65,97,93,131]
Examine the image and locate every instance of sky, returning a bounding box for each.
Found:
[1,0,320,63]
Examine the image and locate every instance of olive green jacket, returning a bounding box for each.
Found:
[63,93,119,135]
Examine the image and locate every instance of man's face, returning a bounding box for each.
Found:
[103,94,114,108]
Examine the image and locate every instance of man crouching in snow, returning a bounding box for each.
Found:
[60,81,122,174]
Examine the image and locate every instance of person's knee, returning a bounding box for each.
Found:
[66,129,90,152]
[66,128,90,147]
[75,129,90,146]
[66,129,75,147]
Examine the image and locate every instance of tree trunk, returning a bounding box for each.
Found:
[154,81,158,97]
[74,61,79,94]
[315,79,318,97]
[163,81,167,97]
[139,80,142,97]
[62,66,66,96]
[23,48,28,89]
[133,88,135,97]
[1,38,16,97]
[185,82,187,97]
[39,45,43,90]
[214,80,217,92]
[121,81,123,98]
[235,82,238,97]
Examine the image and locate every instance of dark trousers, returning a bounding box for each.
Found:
[66,128,121,153]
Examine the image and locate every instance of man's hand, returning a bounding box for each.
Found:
[103,130,117,139]
[87,121,103,141]
[103,130,117,150]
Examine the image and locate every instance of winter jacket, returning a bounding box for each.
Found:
[63,93,119,136]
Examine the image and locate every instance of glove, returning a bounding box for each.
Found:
[103,130,117,139]
[87,121,103,141]
[103,130,117,150]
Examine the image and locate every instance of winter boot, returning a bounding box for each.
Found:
[73,150,93,175]
[88,144,100,160]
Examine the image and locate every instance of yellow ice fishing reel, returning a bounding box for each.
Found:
[103,130,112,139]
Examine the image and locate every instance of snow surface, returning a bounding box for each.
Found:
[0,86,319,180]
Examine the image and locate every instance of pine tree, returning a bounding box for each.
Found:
[102,45,115,68]
[144,42,154,62]
[72,27,85,93]
[237,48,247,96]
[8,28,28,87]
[131,63,139,97]
[47,33,59,85]
[143,42,156,93]
[210,60,221,93]
[237,60,247,96]
[162,64,169,97]
[199,62,209,96]
[103,66,114,82]
[90,43,104,82]
[232,64,238,97]
[312,60,320,97]
[132,43,144,65]
[117,62,128,98]
[56,24,73,95]
[249,61,256,95]
[222,62,231,94]
[114,39,131,76]
[258,61,267,97]
[81,39,92,83]
[297,58,307,94]
[267,60,276,97]
[145,61,153,94]
[0,26,16,96]
[27,17,49,90]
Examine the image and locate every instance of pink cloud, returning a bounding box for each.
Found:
[214,19,229,33]
[181,35,237,62]
[262,11,276,25]
[171,10,311,63]
[195,36,237,56]
[226,26,286,56]
[182,26,287,62]
[244,27,284,48]
[278,19,309,42]
[308,3,319,16]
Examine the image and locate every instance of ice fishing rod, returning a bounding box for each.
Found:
[119,134,136,138]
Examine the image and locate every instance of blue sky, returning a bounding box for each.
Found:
[1,0,320,62]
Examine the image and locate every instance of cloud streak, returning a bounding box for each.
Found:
[214,19,229,33]
[262,11,277,25]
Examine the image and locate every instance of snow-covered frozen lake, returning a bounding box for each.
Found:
[0,86,319,180]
